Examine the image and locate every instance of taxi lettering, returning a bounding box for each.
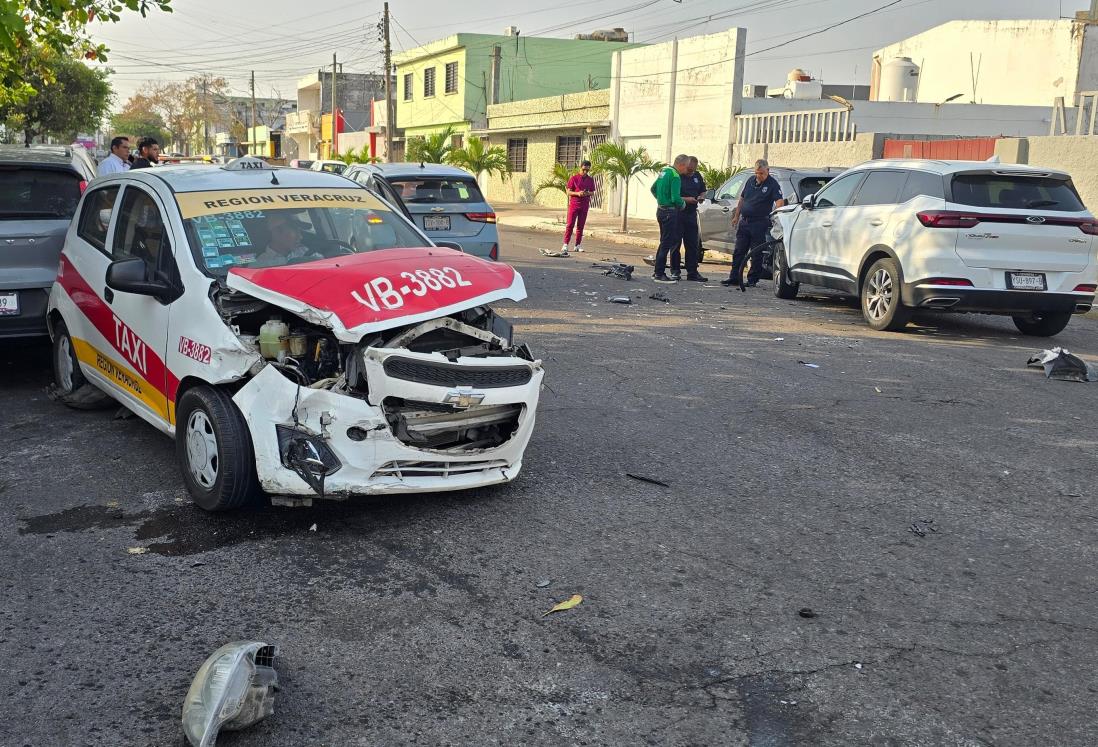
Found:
[113,314,148,376]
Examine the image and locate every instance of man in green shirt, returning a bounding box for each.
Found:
[650,154,691,282]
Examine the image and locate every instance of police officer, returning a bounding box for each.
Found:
[678,156,707,282]
[721,159,785,289]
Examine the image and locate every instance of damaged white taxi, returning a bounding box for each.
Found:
[47,157,543,510]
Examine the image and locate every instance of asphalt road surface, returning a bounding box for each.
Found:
[3,226,1098,746]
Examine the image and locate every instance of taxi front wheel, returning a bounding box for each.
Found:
[51,320,112,410]
[175,386,258,511]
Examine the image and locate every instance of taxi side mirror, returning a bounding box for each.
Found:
[801,193,816,210]
[703,189,716,201]
[106,257,174,304]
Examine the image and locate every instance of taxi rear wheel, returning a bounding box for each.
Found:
[175,386,258,511]
[51,320,112,410]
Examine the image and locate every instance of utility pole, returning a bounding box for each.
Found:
[332,53,339,158]
[250,70,257,156]
[383,2,394,162]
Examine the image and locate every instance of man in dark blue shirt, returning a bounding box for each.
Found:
[677,155,707,281]
[721,159,785,289]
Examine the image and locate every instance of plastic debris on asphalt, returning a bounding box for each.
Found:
[798,607,818,618]
[309,523,317,532]
[543,594,583,617]
[798,361,820,369]
[1026,347,1098,382]
[649,291,670,303]
[626,473,670,488]
[909,519,938,537]
[607,295,633,304]
[126,547,148,555]
[596,262,634,280]
[539,248,570,258]
[536,578,552,588]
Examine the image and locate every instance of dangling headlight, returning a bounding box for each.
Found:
[770,218,783,241]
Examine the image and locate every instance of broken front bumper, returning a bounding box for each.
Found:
[232,350,543,498]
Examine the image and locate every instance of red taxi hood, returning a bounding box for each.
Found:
[226,247,526,342]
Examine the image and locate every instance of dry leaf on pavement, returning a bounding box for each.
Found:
[543,594,583,617]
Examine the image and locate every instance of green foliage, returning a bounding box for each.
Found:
[335,145,380,165]
[697,162,747,191]
[0,1,172,107]
[1,46,111,145]
[405,125,455,164]
[590,140,663,231]
[447,135,509,181]
[110,93,169,146]
[534,163,573,197]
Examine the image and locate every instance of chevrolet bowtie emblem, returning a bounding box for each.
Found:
[443,388,486,408]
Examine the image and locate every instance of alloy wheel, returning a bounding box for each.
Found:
[866,268,894,321]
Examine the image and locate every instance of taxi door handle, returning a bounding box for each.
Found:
[721,207,730,213]
[821,221,833,228]
[104,287,114,304]
[869,218,885,226]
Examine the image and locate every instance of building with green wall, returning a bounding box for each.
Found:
[394,32,642,142]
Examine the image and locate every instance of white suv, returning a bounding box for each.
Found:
[770,160,1098,335]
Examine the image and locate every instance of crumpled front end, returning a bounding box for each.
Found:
[230,311,543,499]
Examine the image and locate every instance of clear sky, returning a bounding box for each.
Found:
[93,0,1090,111]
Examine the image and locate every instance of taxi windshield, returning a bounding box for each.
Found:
[176,187,427,274]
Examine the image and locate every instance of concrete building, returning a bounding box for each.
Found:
[394,30,640,143]
[472,90,611,207]
[285,70,390,160]
[608,28,746,222]
[871,19,1098,107]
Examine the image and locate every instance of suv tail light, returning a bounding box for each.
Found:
[465,212,496,223]
[923,277,974,286]
[1079,222,1098,235]
[78,180,88,193]
[916,211,981,228]
[489,243,498,261]
[1073,284,1097,293]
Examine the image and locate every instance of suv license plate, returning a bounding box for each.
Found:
[1007,272,1047,291]
[0,292,17,316]
[424,215,450,231]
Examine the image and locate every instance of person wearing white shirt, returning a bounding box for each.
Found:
[97,137,131,176]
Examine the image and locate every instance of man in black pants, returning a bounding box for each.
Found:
[650,154,690,283]
[721,159,785,289]
[678,156,707,282]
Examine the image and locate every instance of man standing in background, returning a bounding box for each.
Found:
[131,137,160,170]
[97,137,131,176]
[560,160,596,254]
[650,154,690,283]
[722,159,785,290]
[678,156,707,282]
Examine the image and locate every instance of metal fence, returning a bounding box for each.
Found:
[735,108,856,145]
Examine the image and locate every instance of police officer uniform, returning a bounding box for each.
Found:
[678,171,707,279]
[728,175,783,287]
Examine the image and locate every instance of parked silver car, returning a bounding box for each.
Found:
[0,145,95,337]
[697,166,844,252]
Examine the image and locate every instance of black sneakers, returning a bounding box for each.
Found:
[652,274,676,283]
[686,273,707,282]
[669,273,682,281]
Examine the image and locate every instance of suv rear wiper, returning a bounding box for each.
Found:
[1025,199,1059,208]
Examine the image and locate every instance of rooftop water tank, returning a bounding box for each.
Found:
[879,57,920,102]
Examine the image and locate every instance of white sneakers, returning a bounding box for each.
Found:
[561,243,585,253]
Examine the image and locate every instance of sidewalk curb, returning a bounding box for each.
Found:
[497,216,661,251]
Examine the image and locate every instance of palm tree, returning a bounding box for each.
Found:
[697,162,747,192]
[447,135,510,181]
[336,145,381,165]
[534,163,572,198]
[405,125,456,163]
[590,140,663,231]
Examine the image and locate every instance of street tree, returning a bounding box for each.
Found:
[0,1,171,107]
[140,77,227,154]
[590,140,662,232]
[697,162,746,193]
[447,136,509,182]
[534,163,573,198]
[0,46,111,146]
[111,93,169,145]
[405,125,455,163]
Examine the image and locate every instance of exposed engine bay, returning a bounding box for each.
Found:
[212,283,536,459]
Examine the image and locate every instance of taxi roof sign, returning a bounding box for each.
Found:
[223,156,273,171]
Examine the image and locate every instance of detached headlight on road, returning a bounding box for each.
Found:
[182,641,279,747]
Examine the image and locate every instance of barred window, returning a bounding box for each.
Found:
[556,136,583,168]
[444,62,459,94]
[403,73,413,101]
[507,138,527,173]
[423,67,436,97]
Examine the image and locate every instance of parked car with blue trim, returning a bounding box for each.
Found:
[344,163,500,261]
